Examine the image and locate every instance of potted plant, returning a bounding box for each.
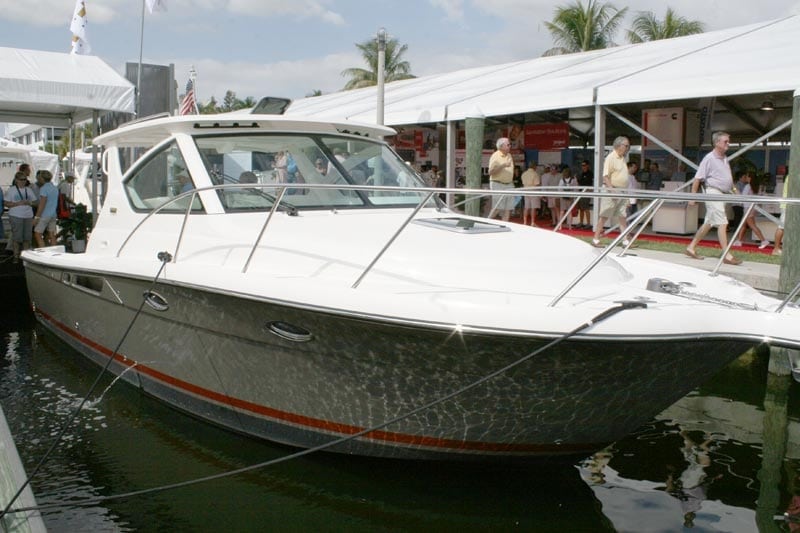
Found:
[57,203,93,253]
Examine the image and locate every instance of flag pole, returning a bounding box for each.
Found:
[136,0,146,117]
[190,65,199,114]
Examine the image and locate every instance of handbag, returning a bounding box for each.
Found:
[57,193,71,219]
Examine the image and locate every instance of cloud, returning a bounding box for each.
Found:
[227,0,344,24]
[0,0,344,27]
[0,0,118,26]
[429,0,465,21]
[171,52,360,102]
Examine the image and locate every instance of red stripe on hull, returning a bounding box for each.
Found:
[36,308,596,455]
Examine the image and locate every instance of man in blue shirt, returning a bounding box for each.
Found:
[33,170,59,247]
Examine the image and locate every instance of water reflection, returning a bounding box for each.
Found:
[579,348,800,533]
[5,299,800,531]
[2,319,611,531]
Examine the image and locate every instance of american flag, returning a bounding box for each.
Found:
[179,78,197,115]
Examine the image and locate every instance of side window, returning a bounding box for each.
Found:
[124,141,203,213]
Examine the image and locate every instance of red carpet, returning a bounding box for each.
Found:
[509,215,776,256]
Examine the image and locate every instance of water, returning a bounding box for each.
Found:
[2,284,799,532]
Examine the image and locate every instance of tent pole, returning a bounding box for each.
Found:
[445,120,456,208]
[69,119,75,175]
[91,110,98,224]
[136,0,145,117]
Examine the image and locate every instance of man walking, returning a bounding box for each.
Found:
[685,131,741,265]
[488,137,515,221]
[592,136,631,248]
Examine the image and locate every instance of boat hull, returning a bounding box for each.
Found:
[24,262,753,461]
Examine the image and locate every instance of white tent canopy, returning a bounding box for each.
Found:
[0,47,135,127]
[0,138,59,189]
[286,16,800,127]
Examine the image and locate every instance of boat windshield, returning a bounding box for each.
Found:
[193,133,432,212]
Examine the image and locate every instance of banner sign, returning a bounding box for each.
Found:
[523,123,569,150]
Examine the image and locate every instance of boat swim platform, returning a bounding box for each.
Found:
[0,406,46,533]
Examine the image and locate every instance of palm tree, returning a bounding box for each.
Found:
[543,0,628,56]
[626,8,705,43]
[341,36,415,90]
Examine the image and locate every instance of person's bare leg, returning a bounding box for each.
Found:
[774,227,784,254]
[34,231,44,248]
[716,224,734,260]
[687,223,712,255]
[593,217,608,242]
[747,217,766,241]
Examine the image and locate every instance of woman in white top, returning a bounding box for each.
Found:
[733,172,769,248]
[4,171,37,262]
[559,167,577,229]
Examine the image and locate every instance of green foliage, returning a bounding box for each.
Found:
[57,203,93,243]
[626,8,705,43]
[543,0,628,56]
[341,36,415,90]
[55,123,93,159]
[197,92,257,114]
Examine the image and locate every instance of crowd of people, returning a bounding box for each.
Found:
[481,133,788,264]
[2,141,790,266]
[3,163,76,263]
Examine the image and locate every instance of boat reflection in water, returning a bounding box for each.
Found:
[580,348,800,532]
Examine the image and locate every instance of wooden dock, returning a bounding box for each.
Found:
[0,406,46,533]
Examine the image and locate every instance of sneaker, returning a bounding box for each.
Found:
[773,249,783,256]
[621,239,638,249]
[759,240,770,250]
[732,240,742,247]
[591,238,602,248]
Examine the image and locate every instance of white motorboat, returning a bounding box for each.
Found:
[20,114,800,461]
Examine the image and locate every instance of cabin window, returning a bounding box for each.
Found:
[124,141,204,213]
[192,133,432,212]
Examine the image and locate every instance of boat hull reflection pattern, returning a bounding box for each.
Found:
[25,262,752,461]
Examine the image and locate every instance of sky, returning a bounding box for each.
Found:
[1,0,799,106]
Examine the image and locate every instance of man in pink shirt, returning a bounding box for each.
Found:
[685,131,741,265]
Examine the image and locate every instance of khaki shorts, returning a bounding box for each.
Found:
[598,194,627,220]
[703,187,728,227]
[490,181,515,211]
[35,216,58,235]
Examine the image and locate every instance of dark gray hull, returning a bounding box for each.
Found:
[23,262,752,461]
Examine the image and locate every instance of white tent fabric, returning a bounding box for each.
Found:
[0,47,135,127]
[0,138,59,189]
[286,16,800,125]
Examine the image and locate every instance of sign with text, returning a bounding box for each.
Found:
[523,123,569,150]
[642,107,684,150]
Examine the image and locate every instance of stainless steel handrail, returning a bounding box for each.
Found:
[351,191,434,289]
[113,182,793,308]
[548,198,662,308]
[242,186,288,274]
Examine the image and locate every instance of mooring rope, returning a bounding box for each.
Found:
[1,251,174,519]
[1,295,644,518]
